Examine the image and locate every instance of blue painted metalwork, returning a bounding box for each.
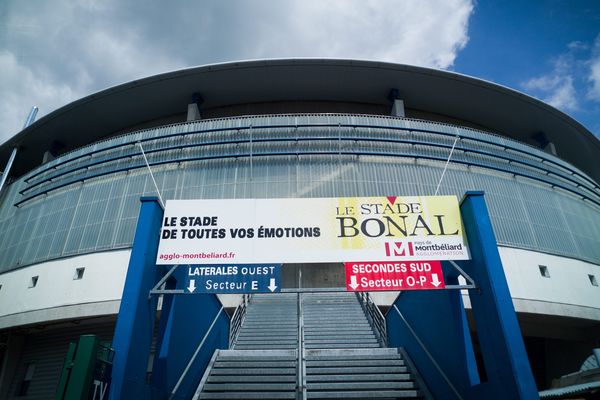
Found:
[151,265,229,399]
[109,196,165,400]
[458,191,539,399]
[386,192,539,399]
[110,197,230,399]
[386,276,478,399]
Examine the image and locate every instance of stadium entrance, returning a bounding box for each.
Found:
[105,193,539,399]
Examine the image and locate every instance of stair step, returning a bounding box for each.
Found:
[214,361,297,368]
[305,338,379,343]
[308,366,408,374]
[211,368,296,375]
[202,383,296,391]
[306,389,421,398]
[305,348,400,357]
[207,375,296,383]
[234,344,298,348]
[306,359,405,367]
[197,293,432,399]
[305,355,402,361]
[307,381,416,390]
[235,339,297,344]
[306,373,412,382]
[200,392,296,399]
[305,343,381,349]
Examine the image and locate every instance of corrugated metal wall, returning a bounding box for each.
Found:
[4,320,114,400]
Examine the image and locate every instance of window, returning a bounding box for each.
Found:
[538,265,550,278]
[28,276,38,288]
[589,274,598,287]
[16,362,35,396]
[73,267,85,280]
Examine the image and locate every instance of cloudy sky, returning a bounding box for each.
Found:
[1,0,599,142]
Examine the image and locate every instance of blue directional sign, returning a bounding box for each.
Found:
[184,264,282,294]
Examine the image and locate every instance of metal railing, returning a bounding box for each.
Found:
[391,303,464,400]
[228,294,250,348]
[357,291,388,347]
[297,292,307,400]
[169,306,224,399]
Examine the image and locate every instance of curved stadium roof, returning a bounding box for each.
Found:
[1,59,599,182]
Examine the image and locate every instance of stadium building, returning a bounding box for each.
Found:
[0,59,598,398]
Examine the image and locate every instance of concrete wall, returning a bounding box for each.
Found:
[0,250,130,329]
[499,247,600,320]
[0,245,598,331]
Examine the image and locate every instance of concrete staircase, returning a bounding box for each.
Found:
[195,349,298,399]
[303,292,381,349]
[194,292,429,400]
[232,293,298,350]
[305,348,422,399]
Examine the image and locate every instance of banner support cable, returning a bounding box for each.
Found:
[138,141,165,209]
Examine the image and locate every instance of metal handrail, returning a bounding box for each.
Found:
[169,306,225,399]
[392,303,465,400]
[297,292,307,400]
[228,294,250,348]
[357,292,388,347]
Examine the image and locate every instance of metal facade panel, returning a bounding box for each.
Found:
[5,321,114,400]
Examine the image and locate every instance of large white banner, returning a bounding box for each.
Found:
[156,196,470,265]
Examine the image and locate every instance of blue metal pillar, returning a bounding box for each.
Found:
[110,197,164,400]
[458,191,539,399]
[386,274,478,399]
[386,191,538,399]
[151,267,229,399]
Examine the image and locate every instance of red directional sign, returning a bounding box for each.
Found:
[344,260,445,291]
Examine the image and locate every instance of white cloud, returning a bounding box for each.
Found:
[263,0,473,68]
[522,33,600,118]
[522,53,580,112]
[523,72,578,111]
[587,35,600,101]
[567,41,588,51]
[0,51,79,139]
[0,0,474,143]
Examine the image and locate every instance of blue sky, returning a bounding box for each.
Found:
[1,0,599,141]
[454,0,600,135]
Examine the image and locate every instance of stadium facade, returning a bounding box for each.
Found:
[0,59,599,397]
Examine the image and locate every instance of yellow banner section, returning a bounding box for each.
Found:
[333,196,464,247]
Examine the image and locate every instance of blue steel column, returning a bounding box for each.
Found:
[386,274,478,399]
[459,191,538,399]
[110,196,164,400]
[151,267,229,399]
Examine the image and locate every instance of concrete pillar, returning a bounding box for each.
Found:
[186,93,203,121]
[186,104,201,121]
[391,99,405,118]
